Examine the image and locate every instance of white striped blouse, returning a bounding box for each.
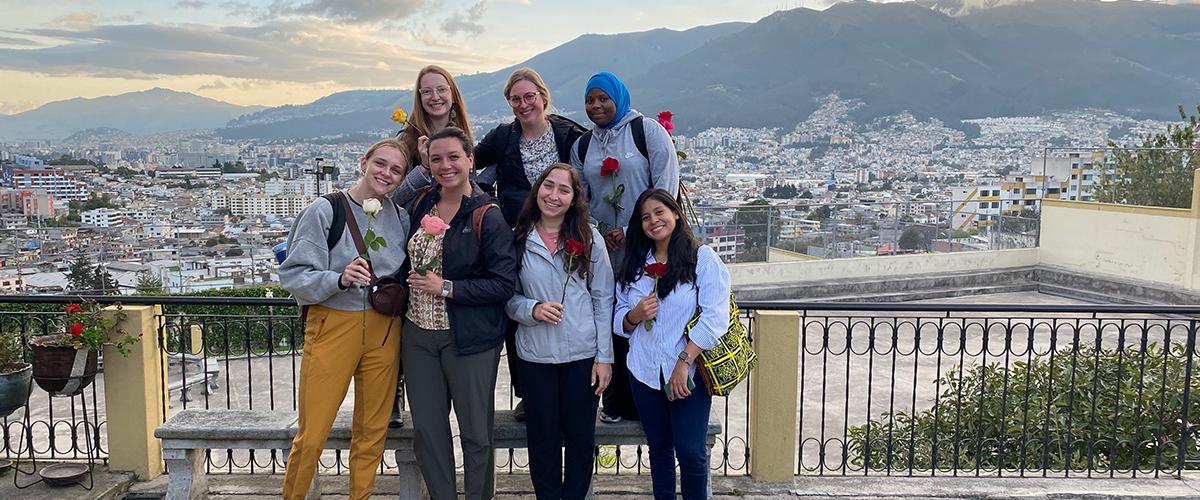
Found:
[613,245,731,391]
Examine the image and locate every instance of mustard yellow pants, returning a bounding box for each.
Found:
[282,305,401,500]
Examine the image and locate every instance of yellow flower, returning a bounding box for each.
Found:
[391,107,408,124]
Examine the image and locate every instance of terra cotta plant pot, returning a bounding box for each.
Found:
[30,335,97,397]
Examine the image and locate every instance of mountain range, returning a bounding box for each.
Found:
[4,0,1199,142]
[0,88,264,141]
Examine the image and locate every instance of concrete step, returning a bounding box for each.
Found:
[790,284,1038,304]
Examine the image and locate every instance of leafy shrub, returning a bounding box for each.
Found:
[847,342,1200,473]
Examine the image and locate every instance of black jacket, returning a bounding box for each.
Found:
[475,114,587,227]
[404,186,517,355]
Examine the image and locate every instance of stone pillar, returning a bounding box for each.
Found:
[748,310,800,483]
[103,304,167,479]
[189,324,204,355]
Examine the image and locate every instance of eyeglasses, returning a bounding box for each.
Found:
[419,86,451,98]
[507,92,540,106]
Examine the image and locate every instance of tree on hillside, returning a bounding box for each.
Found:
[899,226,935,251]
[66,256,96,292]
[1094,105,1199,208]
[136,273,164,294]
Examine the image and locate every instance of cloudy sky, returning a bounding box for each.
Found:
[0,0,826,114]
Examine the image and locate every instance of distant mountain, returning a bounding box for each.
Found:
[0,88,265,141]
[225,0,1200,140]
[633,0,1200,131]
[62,127,133,143]
[216,23,750,140]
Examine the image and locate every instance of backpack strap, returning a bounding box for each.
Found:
[630,115,649,160]
[409,185,434,217]
[322,192,345,251]
[576,130,592,166]
[471,203,500,241]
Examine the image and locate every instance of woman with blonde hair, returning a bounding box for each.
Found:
[473,67,587,419]
[279,138,411,500]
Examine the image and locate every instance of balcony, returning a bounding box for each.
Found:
[1,174,1199,498]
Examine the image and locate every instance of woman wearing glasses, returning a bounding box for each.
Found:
[385,64,475,427]
[390,65,475,206]
[472,67,587,420]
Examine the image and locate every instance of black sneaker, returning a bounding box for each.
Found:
[598,409,622,424]
[513,400,526,422]
[389,408,405,428]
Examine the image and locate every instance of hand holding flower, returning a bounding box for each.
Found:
[643,262,668,331]
[413,214,451,276]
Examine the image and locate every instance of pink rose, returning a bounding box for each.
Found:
[420,214,450,236]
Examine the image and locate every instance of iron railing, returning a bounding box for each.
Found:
[4,296,1197,478]
[738,301,1200,478]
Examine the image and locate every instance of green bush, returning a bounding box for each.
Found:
[847,342,1200,473]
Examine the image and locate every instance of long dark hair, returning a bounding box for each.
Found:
[618,189,700,298]
[513,164,593,280]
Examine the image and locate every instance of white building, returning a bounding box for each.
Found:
[81,208,124,228]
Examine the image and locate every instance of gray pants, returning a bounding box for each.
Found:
[402,321,502,500]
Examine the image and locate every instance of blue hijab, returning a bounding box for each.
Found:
[585,72,631,129]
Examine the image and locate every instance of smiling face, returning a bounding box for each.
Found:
[536,167,574,220]
[358,146,406,197]
[508,79,546,128]
[427,136,473,191]
[418,72,453,121]
[585,88,616,127]
[640,197,679,245]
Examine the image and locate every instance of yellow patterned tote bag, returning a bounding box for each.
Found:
[683,292,757,396]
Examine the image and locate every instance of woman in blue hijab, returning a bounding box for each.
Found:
[569,71,680,427]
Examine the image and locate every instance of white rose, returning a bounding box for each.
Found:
[362,198,383,217]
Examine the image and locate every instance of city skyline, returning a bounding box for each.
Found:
[0,0,828,115]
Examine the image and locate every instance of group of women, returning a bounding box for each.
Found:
[278,65,731,500]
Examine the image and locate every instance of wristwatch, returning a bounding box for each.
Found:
[440,280,453,298]
[677,350,692,365]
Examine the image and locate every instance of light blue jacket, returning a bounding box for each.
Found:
[506,226,615,364]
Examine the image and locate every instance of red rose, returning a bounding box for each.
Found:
[65,304,84,314]
[644,262,668,279]
[70,323,84,337]
[600,156,619,177]
[564,239,585,257]
[657,111,674,134]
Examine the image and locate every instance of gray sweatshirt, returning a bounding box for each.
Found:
[569,109,680,232]
[280,194,410,311]
[506,227,615,364]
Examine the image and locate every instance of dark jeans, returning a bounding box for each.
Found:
[629,370,712,500]
[504,319,522,400]
[518,357,599,500]
[601,334,639,420]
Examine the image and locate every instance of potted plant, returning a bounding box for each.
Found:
[29,303,141,397]
[0,328,31,419]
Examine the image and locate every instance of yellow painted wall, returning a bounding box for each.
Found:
[1039,198,1198,289]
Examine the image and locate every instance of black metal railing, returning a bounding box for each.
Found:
[7,296,1195,478]
[738,301,1200,478]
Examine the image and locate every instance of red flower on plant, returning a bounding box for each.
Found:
[70,323,84,337]
[644,262,668,279]
[600,156,620,177]
[656,111,674,134]
[564,239,586,257]
[65,304,84,314]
